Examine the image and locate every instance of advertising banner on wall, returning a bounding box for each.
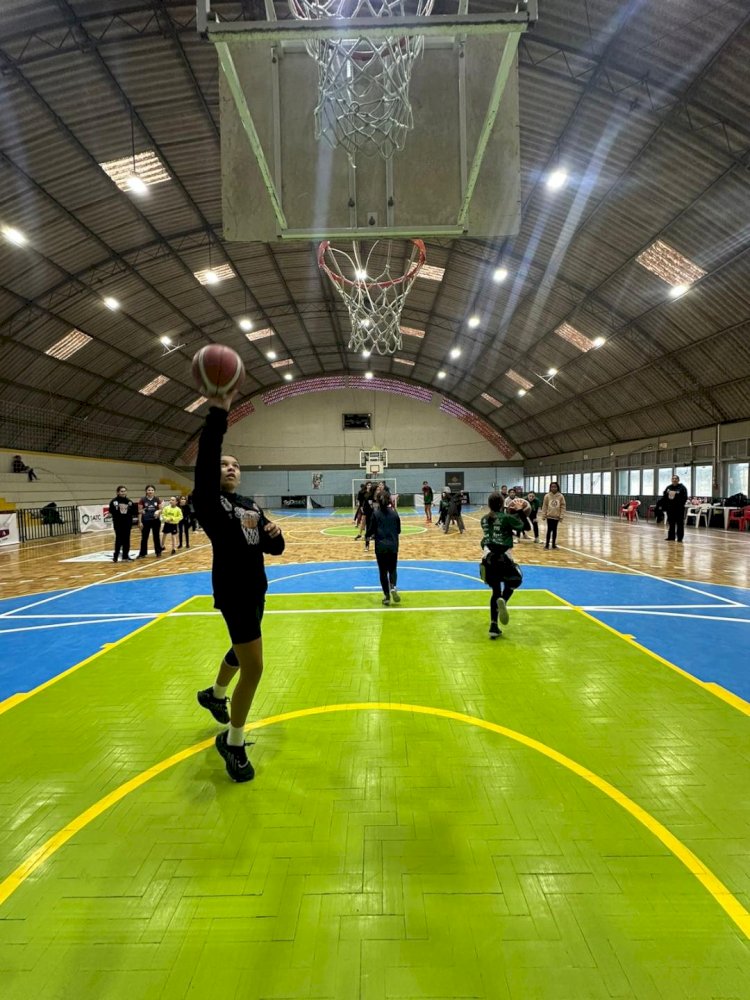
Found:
[79,505,110,533]
[0,512,20,546]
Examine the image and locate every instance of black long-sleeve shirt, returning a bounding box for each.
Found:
[192,407,285,605]
[108,496,138,525]
[367,506,401,553]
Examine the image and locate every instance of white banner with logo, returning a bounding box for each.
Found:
[78,505,111,533]
[0,512,20,547]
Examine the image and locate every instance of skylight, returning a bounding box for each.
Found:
[270,358,293,368]
[480,392,502,408]
[394,357,415,367]
[185,396,207,413]
[139,375,170,396]
[505,369,533,390]
[45,328,92,361]
[554,321,597,352]
[636,239,705,286]
[400,326,425,339]
[99,151,170,191]
[245,328,274,342]
[194,264,235,285]
[419,264,445,282]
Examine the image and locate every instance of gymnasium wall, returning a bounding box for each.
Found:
[220,388,518,466]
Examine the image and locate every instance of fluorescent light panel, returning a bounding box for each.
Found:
[394,357,415,367]
[555,321,596,352]
[45,328,92,361]
[636,239,705,286]
[505,369,533,390]
[245,327,273,342]
[99,150,170,190]
[481,392,502,408]
[194,264,235,285]
[139,374,170,396]
[270,358,293,368]
[185,396,207,413]
[400,326,425,339]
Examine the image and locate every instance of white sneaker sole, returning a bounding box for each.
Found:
[497,599,510,625]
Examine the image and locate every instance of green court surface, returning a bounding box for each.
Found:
[1,591,749,999]
[322,523,427,537]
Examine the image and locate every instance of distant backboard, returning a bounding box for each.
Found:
[204,4,536,241]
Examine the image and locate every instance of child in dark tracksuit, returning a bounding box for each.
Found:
[367,489,401,605]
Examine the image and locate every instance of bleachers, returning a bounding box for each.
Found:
[0,449,192,510]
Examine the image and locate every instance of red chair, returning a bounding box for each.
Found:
[728,505,750,531]
[646,504,657,521]
[619,499,641,522]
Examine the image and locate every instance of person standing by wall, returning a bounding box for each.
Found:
[367,486,402,605]
[541,481,566,550]
[177,495,191,548]
[160,496,183,555]
[662,474,689,543]
[108,485,137,562]
[526,491,541,543]
[421,481,434,523]
[137,485,162,558]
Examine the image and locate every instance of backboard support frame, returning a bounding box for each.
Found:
[201,2,537,241]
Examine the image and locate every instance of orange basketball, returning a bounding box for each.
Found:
[192,344,245,397]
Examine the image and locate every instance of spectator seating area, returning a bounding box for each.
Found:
[0,449,190,510]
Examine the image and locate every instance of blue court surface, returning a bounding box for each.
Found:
[1,560,748,704]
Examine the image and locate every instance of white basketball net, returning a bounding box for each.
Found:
[318,239,426,355]
[288,0,435,160]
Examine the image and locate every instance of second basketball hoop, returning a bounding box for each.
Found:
[318,238,426,355]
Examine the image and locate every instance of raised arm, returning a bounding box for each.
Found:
[192,397,233,529]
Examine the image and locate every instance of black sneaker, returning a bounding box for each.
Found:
[489,622,501,639]
[390,587,400,603]
[215,731,255,782]
[122,556,134,561]
[197,687,230,724]
[382,597,390,606]
[496,598,510,625]
[112,555,118,562]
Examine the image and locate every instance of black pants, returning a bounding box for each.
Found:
[376,550,398,597]
[666,510,685,541]
[545,518,559,547]
[490,582,515,623]
[515,514,532,538]
[178,520,190,547]
[113,522,131,559]
[139,520,162,556]
[529,514,539,539]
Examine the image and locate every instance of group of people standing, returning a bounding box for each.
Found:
[108,487,194,561]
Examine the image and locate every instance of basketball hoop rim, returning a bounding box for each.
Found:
[318,239,427,290]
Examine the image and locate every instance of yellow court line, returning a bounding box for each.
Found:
[549,591,750,717]
[0,597,196,718]
[0,702,747,940]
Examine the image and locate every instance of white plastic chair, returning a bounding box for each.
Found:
[685,504,710,528]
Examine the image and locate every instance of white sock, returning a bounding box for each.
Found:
[213,683,228,699]
[227,724,245,746]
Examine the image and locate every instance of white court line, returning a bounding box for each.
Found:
[0,542,211,618]
[0,616,154,636]
[584,609,750,625]
[554,543,744,608]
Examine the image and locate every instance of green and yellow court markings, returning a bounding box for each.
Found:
[321,523,427,537]
[1,700,748,941]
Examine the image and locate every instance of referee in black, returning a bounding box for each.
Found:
[193,390,285,782]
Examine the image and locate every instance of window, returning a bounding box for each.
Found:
[545,476,552,491]
[629,470,640,495]
[602,471,611,494]
[694,465,712,497]
[574,474,581,494]
[591,471,601,495]
[726,463,748,497]
[582,472,591,494]
[675,466,691,489]
[618,470,629,493]
[642,469,654,494]
[658,468,673,493]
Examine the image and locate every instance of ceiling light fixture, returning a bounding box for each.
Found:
[450,347,461,359]
[669,283,689,298]
[238,318,253,331]
[467,316,480,329]
[2,226,27,246]
[362,349,371,359]
[127,175,148,196]
[547,367,558,377]
[437,371,446,380]
[266,350,277,360]
[354,268,368,281]
[283,372,293,381]
[159,335,172,346]
[364,371,374,380]
[517,388,527,397]
[546,167,569,191]
[492,267,508,283]
[592,336,606,348]
[103,296,120,311]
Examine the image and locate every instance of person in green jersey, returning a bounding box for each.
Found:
[480,494,524,639]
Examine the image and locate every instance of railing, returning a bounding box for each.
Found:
[561,494,661,518]
[17,505,80,542]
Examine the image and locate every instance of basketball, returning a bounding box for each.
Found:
[192,344,245,397]
[507,498,525,511]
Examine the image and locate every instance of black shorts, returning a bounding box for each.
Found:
[217,597,265,645]
[162,523,178,535]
